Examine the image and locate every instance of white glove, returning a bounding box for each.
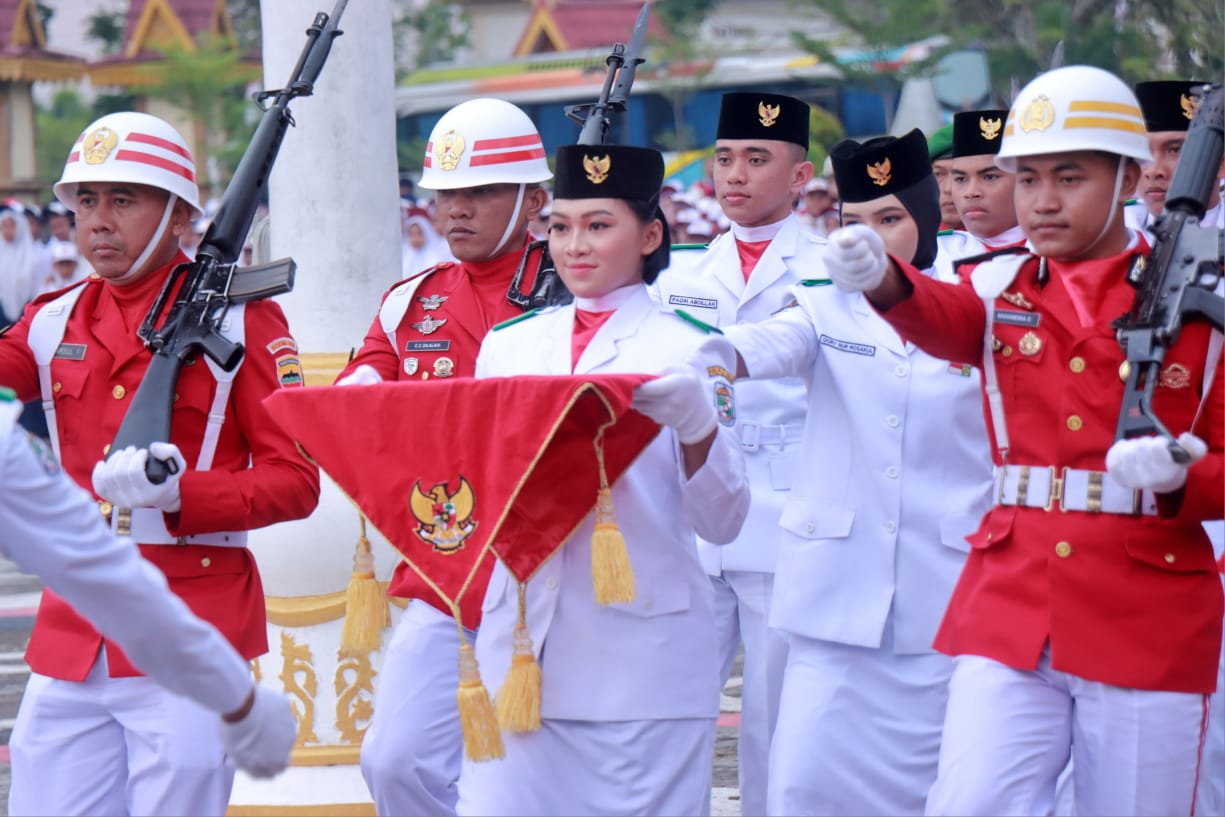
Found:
[632,369,718,445]
[684,334,741,382]
[826,223,888,293]
[1105,432,1208,493]
[336,364,383,386]
[219,686,297,779]
[91,442,186,512]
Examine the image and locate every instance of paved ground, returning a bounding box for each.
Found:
[0,556,745,816]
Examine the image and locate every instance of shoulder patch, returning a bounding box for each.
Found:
[1124,198,1138,206]
[670,242,710,251]
[672,309,723,334]
[0,386,14,402]
[492,308,540,332]
[937,228,954,236]
[799,278,833,287]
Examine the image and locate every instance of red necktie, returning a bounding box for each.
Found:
[735,239,771,282]
[571,309,615,371]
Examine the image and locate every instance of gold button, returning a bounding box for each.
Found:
[112,385,126,399]
[1055,541,1072,558]
[52,381,62,393]
[201,557,212,568]
[421,372,429,380]
[1119,361,1131,381]
[173,392,180,403]
[1066,415,1083,431]
[986,532,993,542]
[1069,357,1085,373]
[1164,553,1176,564]
[102,443,111,456]
[99,501,113,517]
[1002,346,1013,357]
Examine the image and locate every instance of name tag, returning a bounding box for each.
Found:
[993,309,1040,328]
[668,294,718,310]
[54,343,87,360]
[819,334,875,356]
[405,340,451,352]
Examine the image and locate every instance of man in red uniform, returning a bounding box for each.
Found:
[0,111,320,816]
[337,97,552,817]
[824,65,1223,815]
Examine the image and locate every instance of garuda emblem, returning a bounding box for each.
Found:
[83,127,119,165]
[758,101,780,127]
[1181,93,1199,121]
[980,116,1002,140]
[583,153,610,184]
[410,477,478,553]
[1020,95,1055,133]
[867,158,892,187]
[435,130,466,171]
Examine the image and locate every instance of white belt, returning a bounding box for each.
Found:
[994,465,1158,516]
[99,502,248,547]
[737,422,804,452]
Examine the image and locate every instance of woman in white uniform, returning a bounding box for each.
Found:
[455,144,750,817]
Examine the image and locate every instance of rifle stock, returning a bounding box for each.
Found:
[108,1,347,483]
[1113,83,1225,461]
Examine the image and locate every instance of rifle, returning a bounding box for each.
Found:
[109,0,349,482]
[1113,83,1225,462]
[506,1,651,310]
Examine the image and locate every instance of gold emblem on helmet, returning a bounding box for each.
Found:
[1181,93,1198,120]
[758,101,781,128]
[82,127,119,165]
[867,158,892,187]
[434,130,466,171]
[980,116,1003,140]
[583,153,611,184]
[1019,95,1055,133]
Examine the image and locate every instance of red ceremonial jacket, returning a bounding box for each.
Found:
[338,241,544,628]
[882,246,1224,693]
[0,254,320,680]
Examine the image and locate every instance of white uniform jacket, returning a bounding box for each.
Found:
[0,400,251,716]
[724,264,995,655]
[650,215,824,574]
[934,230,988,282]
[473,285,750,720]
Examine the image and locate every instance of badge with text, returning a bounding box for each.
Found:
[994,309,1041,328]
[53,343,87,360]
[819,334,875,356]
[276,356,304,387]
[406,340,451,353]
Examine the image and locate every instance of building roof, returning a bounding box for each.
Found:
[0,0,85,81]
[513,0,665,57]
[89,0,238,87]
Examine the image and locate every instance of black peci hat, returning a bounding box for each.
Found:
[553,144,664,202]
[830,128,932,203]
[716,92,809,149]
[1134,80,1205,133]
[951,109,1009,157]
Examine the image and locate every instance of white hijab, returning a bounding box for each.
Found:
[401,212,453,279]
[0,209,37,323]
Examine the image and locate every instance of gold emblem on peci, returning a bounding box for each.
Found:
[434,130,466,171]
[980,116,1003,140]
[82,127,119,164]
[758,101,781,127]
[1181,93,1199,120]
[867,158,892,187]
[583,153,611,184]
[1020,95,1055,133]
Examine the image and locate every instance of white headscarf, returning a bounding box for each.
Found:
[0,209,37,324]
[401,209,453,279]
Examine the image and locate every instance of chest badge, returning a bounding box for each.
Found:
[418,294,448,311]
[411,316,448,335]
[1018,331,1042,356]
[1158,363,1191,389]
[404,357,419,376]
[1001,290,1034,310]
[433,357,455,378]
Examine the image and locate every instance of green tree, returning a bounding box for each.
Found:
[85,4,126,56]
[226,0,262,55]
[35,89,94,185]
[647,0,721,150]
[394,2,470,76]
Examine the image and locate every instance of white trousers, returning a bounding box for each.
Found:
[927,651,1209,816]
[768,629,952,816]
[360,600,469,817]
[9,655,233,816]
[1196,571,1225,817]
[710,570,788,817]
[456,717,716,816]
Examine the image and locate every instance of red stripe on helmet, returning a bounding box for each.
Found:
[114,150,197,183]
[468,147,547,167]
[127,132,193,161]
[68,151,80,163]
[473,134,543,151]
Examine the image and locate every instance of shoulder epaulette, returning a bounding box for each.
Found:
[492,308,540,331]
[407,261,454,284]
[952,244,1031,272]
[799,278,833,287]
[937,228,955,237]
[670,242,710,251]
[0,386,15,403]
[29,276,91,307]
[1125,198,1138,206]
[673,309,723,334]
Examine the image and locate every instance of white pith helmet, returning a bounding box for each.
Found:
[997,65,1152,172]
[419,98,552,190]
[54,112,203,216]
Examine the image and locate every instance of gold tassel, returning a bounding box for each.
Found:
[457,640,505,761]
[495,584,541,732]
[590,420,636,605]
[339,513,388,657]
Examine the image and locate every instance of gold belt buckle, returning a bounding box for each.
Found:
[1045,466,1065,512]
